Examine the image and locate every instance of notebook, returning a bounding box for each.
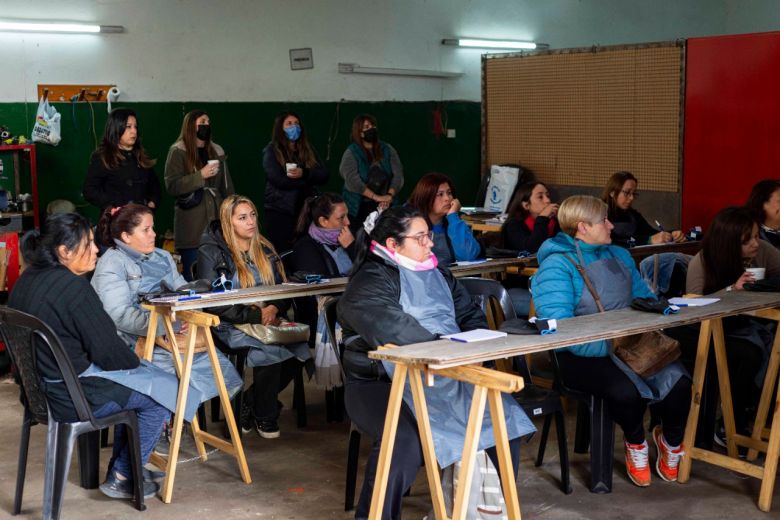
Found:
[442,329,508,343]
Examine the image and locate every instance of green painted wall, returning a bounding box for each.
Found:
[0,101,481,235]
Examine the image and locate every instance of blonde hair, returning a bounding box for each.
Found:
[557,195,608,237]
[219,195,286,288]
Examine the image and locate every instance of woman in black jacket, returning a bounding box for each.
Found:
[9,213,168,500]
[262,111,329,253]
[501,181,560,253]
[198,194,309,438]
[338,206,532,519]
[83,108,160,213]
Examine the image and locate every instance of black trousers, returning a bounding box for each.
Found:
[557,352,691,446]
[345,378,522,520]
[252,357,300,420]
[264,208,296,254]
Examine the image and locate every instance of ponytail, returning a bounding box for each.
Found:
[96,203,153,247]
[21,213,93,268]
[294,192,346,238]
[349,205,423,276]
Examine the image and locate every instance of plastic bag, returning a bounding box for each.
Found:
[426,451,506,519]
[313,296,343,389]
[484,165,519,213]
[32,97,61,145]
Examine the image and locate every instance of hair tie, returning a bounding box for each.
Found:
[110,206,121,216]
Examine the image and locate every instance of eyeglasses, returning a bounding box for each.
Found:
[212,274,233,292]
[620,189,639,199]
[401,231,434,246]
[304,274,323,284]
[589,217,610,226]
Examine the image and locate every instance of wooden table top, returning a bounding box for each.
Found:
[369,290,780,369]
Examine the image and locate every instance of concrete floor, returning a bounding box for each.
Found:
[0,374,777,520]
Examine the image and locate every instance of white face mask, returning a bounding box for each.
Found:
[371,241,438,271]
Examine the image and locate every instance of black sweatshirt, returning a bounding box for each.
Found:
[83,150,161,210]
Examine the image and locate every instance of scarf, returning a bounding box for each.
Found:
[308,222,341,246]
[371,241,438,271]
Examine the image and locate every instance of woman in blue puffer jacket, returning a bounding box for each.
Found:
[533,195,690,488]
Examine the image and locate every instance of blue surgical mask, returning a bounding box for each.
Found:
[284,124,301,141]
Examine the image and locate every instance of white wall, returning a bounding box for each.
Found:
[0,0,767,103]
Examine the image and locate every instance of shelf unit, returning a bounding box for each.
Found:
[0,144,39,229]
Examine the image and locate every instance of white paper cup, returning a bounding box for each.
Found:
[207,159,219,173]
[746,267,766,280]
[286,162,297,176]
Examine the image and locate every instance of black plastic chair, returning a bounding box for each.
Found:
[459,277,572,494]
[0,306,146,518]
[549,349,615,494]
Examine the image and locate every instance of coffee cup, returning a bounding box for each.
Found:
[207,159,219,174]
[746,267,766,280]
[286,163,297,176]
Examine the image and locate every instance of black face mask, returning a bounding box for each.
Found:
[362,127,378,143]
[196,124,211,141]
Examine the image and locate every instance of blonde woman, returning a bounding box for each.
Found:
[198,194,309,438]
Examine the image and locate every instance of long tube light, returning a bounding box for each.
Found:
[442,38,547,50]
[338,63,462,79]
[0,21,124,34]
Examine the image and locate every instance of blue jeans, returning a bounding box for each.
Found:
[179,248,198,281]
[93,391,169,478]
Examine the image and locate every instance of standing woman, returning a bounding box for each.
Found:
[198,195,310,438]
[262,111,328,253]
[501,182,560,253]
[340,114,404,229]
[745,179,780,249]
[407,172,481,265]
[83,108,160,213]
[602,171,684,247]
[165,110,234,280]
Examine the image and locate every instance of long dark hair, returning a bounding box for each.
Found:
[601,171,637,213]
[505,181,549,221]
[745,179,780,225]
[97,108,156,170]
[350,205,424,276]
[295,192,346,237]
[350,113,383,162]
[270,111,318,169]
[177,109,217,173]
[96,203,153,247]
[20,213,93,269]
[701,206,756,294]
[407,172,453,225]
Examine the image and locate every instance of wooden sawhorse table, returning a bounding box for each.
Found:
[678,307,780,512]
[141,305,251,503]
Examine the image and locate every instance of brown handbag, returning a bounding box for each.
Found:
[563,254,680,378]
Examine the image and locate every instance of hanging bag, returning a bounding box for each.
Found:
[562,254,680,378]
[483,165,520,213]
[31,97,62,146]
[236,320,310,345]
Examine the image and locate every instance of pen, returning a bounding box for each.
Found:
[448,337,468,343]
[178,295,202,302]
[654,219,665,231]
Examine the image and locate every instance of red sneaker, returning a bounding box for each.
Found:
[624,439,650,487]
[653,426,684,482]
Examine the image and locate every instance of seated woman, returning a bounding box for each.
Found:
[407,172,482,265]
[198,194,310,439]
[500,181,560,316]
[91,204,243,419]
[533,195,691,487]
[745,179,780,249]
[602,171,685,247]
[338,206,533,519]
[686,206,780,439]
[9,213,170,499]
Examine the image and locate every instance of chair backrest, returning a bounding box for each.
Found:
[459,277,518,328]
[323,296,346,379]
[0,306,96,424]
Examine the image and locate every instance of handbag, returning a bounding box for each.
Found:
[365,163,391,196]
[562,254,680,378]
[236,320,310,345]
[176,188,204,210]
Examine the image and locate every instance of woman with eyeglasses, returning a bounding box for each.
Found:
[340,114,404,230]
[407,172,481,265]
[338,206,533,519]
[602,171,685,248]
[533,195,690,487]
[198,194,310,439]
[262,111,329,253]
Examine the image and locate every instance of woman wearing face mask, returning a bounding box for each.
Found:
[602,171,685,248]
[340,114,404,230]
[407,172,481,265]
[91,204,243,416]
[686,206,780,441]
[262,111,329,253]
[745,179,780,249]
[338,206,533,519]
[83,108,160,214]
[165,110,235,280]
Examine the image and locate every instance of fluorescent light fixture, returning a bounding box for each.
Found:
[442,38,547,50]
[338,63,462,79]
[0,21,123,34]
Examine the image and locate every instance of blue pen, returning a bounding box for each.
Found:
[449,337,468,343]
[178,295,202,302]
